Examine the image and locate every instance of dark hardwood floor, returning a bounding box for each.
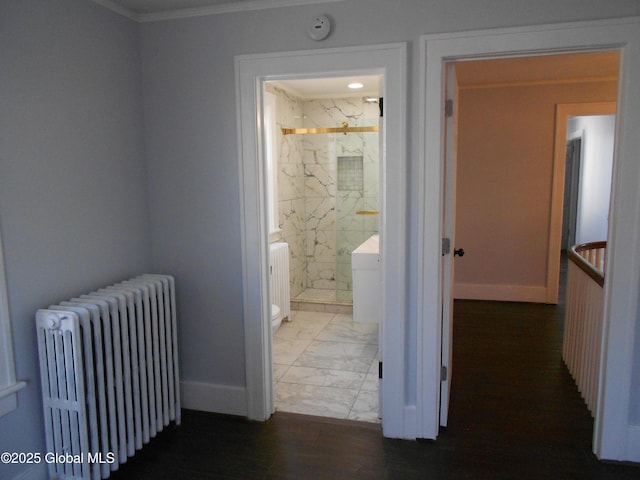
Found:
[111,299,639,479]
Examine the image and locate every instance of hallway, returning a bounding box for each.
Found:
[109,298,640,479]
[439,299,600,477]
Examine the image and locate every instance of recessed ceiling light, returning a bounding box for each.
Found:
[348,82,364,89]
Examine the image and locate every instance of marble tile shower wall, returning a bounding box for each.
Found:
[303,98,379,302]
[269,84,379,301]
[269,85,307,298]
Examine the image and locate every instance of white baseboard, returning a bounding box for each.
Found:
[12,463,46,480]
[181,381,247,416]
[403,405,417,440]
[454,283,548,303]
[625,425,640,463]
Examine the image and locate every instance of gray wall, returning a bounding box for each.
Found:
[139,0,640,396]
[2,0,640,478]
[0,1,149,478]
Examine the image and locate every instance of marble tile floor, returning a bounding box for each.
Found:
[273,310,380,423]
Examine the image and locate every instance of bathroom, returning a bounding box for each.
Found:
[264,76,381,422]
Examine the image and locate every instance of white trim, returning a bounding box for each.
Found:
[11,463,46,480]
[0,381,27,417]
[89,0,139,20]
[597,18,640,460]
[418,18,640,462]
[141,0,344,22]
[625,425,640,463]
[0,389,18,418]
[459,75,619,91]
[235,43,408,437]
[91,0,346,23]
[181,381,247,416]
[0,219,25,419]
[416,32,444,441]
[402,405,417,439]
[454,284,547,303]
[0,382,26,397]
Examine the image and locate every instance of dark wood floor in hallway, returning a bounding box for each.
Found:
[111,300,639,479]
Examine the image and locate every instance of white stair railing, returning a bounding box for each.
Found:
[563,241,606,416]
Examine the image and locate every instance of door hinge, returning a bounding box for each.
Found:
[442,237,451,256]
[379,97,384,117]
[445,98,453,118]
[441,366,448,382]
[378,361,383,379]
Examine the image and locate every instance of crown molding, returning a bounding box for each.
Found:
[91,0,344,23]
[459,75,619,90]
[90,0,140,21]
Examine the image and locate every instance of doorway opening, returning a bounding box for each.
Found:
[450,51,619,305]
[560,111,617,250]
[563,134,583,250]
[263,76,382,422]
[438,50,620,447]
[417,20,640,460]
[236,43,407,437]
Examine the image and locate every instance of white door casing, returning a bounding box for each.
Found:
[236,43,408,437]
[418,18,640,462]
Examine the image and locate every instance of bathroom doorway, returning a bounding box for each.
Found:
[263,76,382,422]
[236,43,407,437]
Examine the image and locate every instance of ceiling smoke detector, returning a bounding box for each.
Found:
[307,15,331,41]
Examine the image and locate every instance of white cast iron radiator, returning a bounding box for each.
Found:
[269,242,290,321]
[36,274,180,480]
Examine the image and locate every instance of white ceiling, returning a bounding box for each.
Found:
[271,75,380,99]
[112,0,245,13]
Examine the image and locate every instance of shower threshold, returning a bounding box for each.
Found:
[291,288,353,314]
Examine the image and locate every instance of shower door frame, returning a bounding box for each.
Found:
[236,43,408,437]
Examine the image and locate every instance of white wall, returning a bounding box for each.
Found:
[0,1,150,478]
[567,115,616,244]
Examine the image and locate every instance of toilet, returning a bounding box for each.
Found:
[271,304,282,333]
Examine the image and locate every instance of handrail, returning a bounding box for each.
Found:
[568,241,606,287]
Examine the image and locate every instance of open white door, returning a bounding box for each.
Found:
[377,93,384,420]
[440,63,459,427]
